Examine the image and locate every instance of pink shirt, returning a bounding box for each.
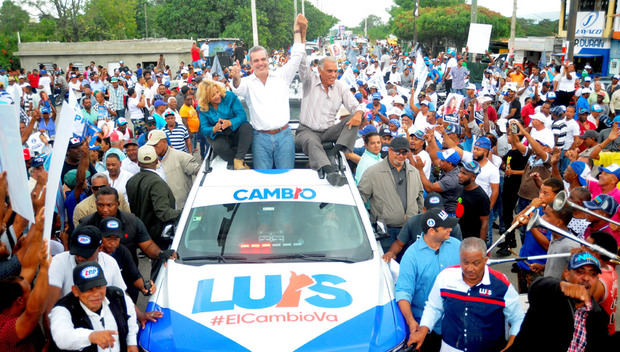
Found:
[587,179,620,243]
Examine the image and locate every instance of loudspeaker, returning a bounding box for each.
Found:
[217,52,233,68]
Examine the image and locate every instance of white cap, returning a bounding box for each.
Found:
[138,145,158,163]
[393,96,405,106]
[388,107,403,117]
[584,64,592,69]
[581,87,591,94]
[496,118,508,133]
[584,76,592,82]
[530,112,547,124]
[466,83,476,90]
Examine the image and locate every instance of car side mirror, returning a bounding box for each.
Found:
[161,224,175,240]
[374,220,389,240]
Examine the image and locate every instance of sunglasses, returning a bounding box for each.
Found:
[392,149,409,156]
[92,185,104,192]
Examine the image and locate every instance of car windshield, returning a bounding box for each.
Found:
[177,201,372,264]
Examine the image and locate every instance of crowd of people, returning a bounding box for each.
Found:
[2,12,620,351]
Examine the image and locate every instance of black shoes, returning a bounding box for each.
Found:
[321,165,347,187]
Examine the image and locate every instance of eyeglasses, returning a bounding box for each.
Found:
[92,185,104,192]
[392,149,409,156]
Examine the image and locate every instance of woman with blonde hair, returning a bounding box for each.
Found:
[197,80,252,169]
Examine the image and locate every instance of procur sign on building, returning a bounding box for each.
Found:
[575,11,606,38]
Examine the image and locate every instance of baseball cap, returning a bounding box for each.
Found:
[424,192,445,210]
[547,91,556,99]
[578,107,589,115]
[68,136,83,148]
[445,124,462,136]
[422,208,459,233]
[138,145,158,163]
[389,137,410,151]
[474,136,491,150]
[73,261,108,292]
[99,217,123,238]
[597,91,606,97]
[530,113,547,124]
[461,160,481,175]
[600,163,620,181]
[550,106,565,116]
[63,169,91,188]
[124,138,138,147]
[117,117,128,125]
[372,92,381,100]
[144,115,156,124]
[567,252,601,273]
[613,74,620,80]
[41,107,50,114]
[359,125,377,136]
[388,108,403,117]
[584,194,620,215]
[163,109,175,117]
[410,129,426,140]
[584,64,592,69]
[437,148,461,165]
[578,130,598,140]
[393,96,405,106]
[584,76,592,82]
[420,100,429,107]
[23,148,31,161]
[569,161,590,186]
[153,99,168,108]
[592,104,603,113]
[30,156,45,168]
[146,129,167,146]
[354,92,363,100]
[581,88,591,94]
[379,128,392,137]
[110,77,118,82]
[70,225,102,259]
[466,83,476,91]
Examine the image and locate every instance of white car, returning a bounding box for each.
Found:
[139,152,407,351]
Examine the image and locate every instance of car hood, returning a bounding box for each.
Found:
[140,259,405,351]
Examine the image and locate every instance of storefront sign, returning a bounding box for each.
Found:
[576,11,605,37]
[574,38,611,49]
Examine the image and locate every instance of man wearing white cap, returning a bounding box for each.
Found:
[529,113,555,149]
[576,87,591,114]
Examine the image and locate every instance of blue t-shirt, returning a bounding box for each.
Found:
[517,208,552,270]
[576,96,590,116]
[366,102,386,123]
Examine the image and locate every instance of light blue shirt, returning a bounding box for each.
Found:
[394,236,461,334]
[354,150,381,184]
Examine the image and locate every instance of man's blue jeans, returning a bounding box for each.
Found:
[252,128,295,169]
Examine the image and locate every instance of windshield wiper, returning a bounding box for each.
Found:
[180,254,248,263]
[259,253,355,263]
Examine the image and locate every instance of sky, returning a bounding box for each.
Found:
[307,0,562,27]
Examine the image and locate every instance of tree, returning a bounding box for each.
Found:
[0,0,31,34]
[393,4,510,54]
[26,0,86,41]
[81,0,138,40]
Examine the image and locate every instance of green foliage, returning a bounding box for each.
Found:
[517,18,558,37]
[393,4,510,49]
[0,0,30,34]
[350,15,390,41]
[82,0,138,40]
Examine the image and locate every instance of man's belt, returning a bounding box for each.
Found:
[258,124,288,134]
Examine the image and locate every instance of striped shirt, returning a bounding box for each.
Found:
[109,86,126,111]
[551,118,567,148]
[162,124,189,152]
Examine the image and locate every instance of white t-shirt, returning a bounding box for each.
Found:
[446,58,458,79]
[127,97,142,120]
[38,76,52,95]
[48,251,127,296]
[68,81,82,99]
[414,150,432,179]
[556,70,577,92]
[200,42,210,58]
[564,118,581,150]
[104,169,132,205]
[462,152,500,199]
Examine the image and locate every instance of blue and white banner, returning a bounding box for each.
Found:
[0,104,35,223]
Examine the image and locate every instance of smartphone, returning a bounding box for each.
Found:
[511,123,519,134]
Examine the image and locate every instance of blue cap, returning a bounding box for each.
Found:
[584,194,619,215]
[370,59,375,63]
[354,92,363,100]
[569,161,590,186]
[411,130,425,140]
[117,118,127,126]
[592,104,603,112]
[41,107,50,114]
[568,252,601,273]
[353,68,360,73]
[437,148,461,165]
[30,156,45,168]
[389,119,401,129]
[372,92,381,100]
[550,105,566,116]
[360,125,377,136]
[461,160,481,175]
[578,107,589,114]
[445,124,462,135]
[164,81,170,87]
[154,100,168,108]
[613,116,620,124]
[68,136,83,148]
[474,136,492,150]
[40,70,46,74]
[600,163,620,180]
[356,79,363,86]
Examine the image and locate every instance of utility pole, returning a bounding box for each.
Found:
[301,0,305,16]
[144,2,148,38]
[509,0,516,61]
[413,0,419,44]
[364,17,367,38]
[566,0,579,62]
[251,0,258,46]
[471,0,477,23]
[294,0,298,16]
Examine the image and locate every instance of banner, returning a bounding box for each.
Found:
[438,93,464,125]
[466,23,492,54]
[413,51,428,104]
[43,91,82,240]
[0,104,35,223]
[340,66,357,88]
[211,54,224,78]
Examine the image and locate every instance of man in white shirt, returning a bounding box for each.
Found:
[68,74,82,99]
[388,65,401,85]
[49,261,139,352]
[38,69,52,96]
[408,129,432,179]
[231,14,307,169]
[104,153,132,205]
[121,139,140,176]
[458,136,500,209]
